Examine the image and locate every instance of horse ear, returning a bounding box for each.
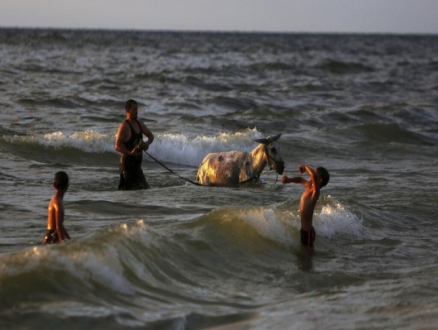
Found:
[253,134,282,144]
[269,133,282,142]
[253,138,270,144]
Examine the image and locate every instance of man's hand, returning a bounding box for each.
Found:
[281,175,288,184]
[129,147,143,156]
[298,165,305,174]
[141,141,150,151]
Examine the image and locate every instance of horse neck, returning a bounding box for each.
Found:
[249,144,268,174]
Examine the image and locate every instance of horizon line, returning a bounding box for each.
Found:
[1,25,437,37]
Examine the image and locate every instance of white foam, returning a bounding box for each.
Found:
[42,130,115,153]
[314,196,363,238]
[9,128,265,167]
[239,196,363,245]
[137,128,263,167]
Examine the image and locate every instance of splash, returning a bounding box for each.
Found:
[145,128,263,167]
[241,207,295,245]
[5,128,267,167]
[43,130,114,153]
[315,196,363,238]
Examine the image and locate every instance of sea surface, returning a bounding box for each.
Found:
[0,28,437,329]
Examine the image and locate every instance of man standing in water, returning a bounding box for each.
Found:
[115,99,154,190]
[282,165,330,251]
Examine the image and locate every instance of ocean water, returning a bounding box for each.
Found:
[0,28,437,329]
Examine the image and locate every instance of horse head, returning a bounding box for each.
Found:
[253,134,285,175]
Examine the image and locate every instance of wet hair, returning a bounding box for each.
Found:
[317,167,330,188]
[125,99,138,111]
[54,171,69,190]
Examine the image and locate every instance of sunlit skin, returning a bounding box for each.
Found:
[47,183,70,242]
[282,165,325,232]
[196,137,284,186]
[115,105,154,156]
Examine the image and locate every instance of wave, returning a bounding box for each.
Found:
[0,195,364,326]
[17,98,80,109]
[0,196,363,293]
[316,59,375,75]
[184,75,234,92]
[352,122,436,145]
[248,62,296,71]
[1,128,272,167]
[207,95,259,111]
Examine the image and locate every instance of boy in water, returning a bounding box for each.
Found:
[43,171,70,244]
[282,165,330,251]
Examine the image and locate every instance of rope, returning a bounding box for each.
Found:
[144,151,203,186]
[239,168,276,184]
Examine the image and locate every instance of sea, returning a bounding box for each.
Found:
[0,28,437,330]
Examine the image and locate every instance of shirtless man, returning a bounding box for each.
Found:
[282,165,330,250]
[115,99,154,190]
[43,171,70,244]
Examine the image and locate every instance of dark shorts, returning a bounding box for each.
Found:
[118,169,149,190]
[43,229,59,245]
[300,227,316,248]
[118,155,150,190]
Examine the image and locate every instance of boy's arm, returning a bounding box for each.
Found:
[63,229,70,240]
[62,225,70,239]
[55,202,67,242]
[300,165,320,196]
[299,165,316,180]
[282,165,316,186]
[281,176,306,185]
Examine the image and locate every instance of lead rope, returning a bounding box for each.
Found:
[144,151,203,186]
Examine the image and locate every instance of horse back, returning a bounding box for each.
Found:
[196,150,250,185]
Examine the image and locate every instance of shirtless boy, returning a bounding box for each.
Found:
[43,171,70,244]
[282,165,330,250]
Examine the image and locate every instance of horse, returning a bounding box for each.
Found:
[196,134,285,186]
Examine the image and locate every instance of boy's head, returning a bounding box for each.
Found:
[316,167,330,188]
[54,171,69,190]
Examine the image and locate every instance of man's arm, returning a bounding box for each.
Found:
[115,123,141,156]
[115,123,128,154]
[139,121,154,151]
